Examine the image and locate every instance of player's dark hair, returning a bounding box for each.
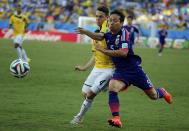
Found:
[97,6,109,16]
[110,10,125,23]
[127,15,134,20]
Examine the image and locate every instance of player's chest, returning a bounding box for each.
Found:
[107,35,121,50]
[161,31,166,36]
[94,40,106,48]
[13,17,25,24]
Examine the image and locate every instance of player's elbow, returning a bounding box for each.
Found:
[94,33,104,41]
[96,36,104,41]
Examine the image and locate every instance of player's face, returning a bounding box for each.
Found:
[127,18,132,25]
[109,14,123,33]
[17,7,22,15]
[96,11,107,27]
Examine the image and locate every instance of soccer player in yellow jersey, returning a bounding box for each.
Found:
[9,6,30,62]
[70,6,114,124]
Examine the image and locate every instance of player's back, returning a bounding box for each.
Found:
[10,14,29,36]
[92,21,114,68]
[159,29,167,39]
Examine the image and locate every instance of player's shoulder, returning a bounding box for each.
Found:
[10,14,15,19]
[19,14,28,19]
[104,31,111,37]
[101,20,109,33]
[22,14,28,18]
[132,25,138,29]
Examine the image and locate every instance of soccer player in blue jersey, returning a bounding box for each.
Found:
[76,10,172,128]
[124,15,140,45]
[158,25,168,56]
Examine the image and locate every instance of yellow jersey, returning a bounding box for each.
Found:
[9,14,29,36]
[92,21,114,68]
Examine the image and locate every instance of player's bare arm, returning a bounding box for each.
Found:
[75,27,104,41]
[95,44,128,57]
[136,32,140,43]
[75,55,95,71]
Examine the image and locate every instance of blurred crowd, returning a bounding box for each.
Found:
[0,0,188,30]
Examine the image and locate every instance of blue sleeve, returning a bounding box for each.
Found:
[134,26,139,33]
[158,30,161,36]
[166,31,168,36]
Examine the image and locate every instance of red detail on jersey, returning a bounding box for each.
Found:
[125,29,129,41]
[119,48,128,52]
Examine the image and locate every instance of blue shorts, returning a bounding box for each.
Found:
[160,39,165,45]
[112,67,153,90]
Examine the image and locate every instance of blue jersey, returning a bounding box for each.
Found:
[104,27,141,70]
[158,29,167,44]
[124,25,139,44]
[104,27,153,90]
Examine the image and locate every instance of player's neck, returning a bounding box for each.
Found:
[111,30,119,34]
[128,23,132,26]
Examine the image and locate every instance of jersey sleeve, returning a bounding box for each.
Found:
[165,31,168,36]
[158,30,161,36]
[134,26,139,33]
[120,28,130,51]
[24,15,30,24]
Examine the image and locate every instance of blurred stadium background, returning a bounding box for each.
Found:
[0,0,189,48]
[0,0,189,131]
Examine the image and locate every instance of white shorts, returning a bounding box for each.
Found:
[82,67,114,94]
[14,35,24,45]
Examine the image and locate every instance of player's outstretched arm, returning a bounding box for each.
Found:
[135,32,140,43]
[75,55,95,71]
[75,27,104,41]
[95,44,128,57]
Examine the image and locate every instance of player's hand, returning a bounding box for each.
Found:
[75,27,86,34]
[135,38,139,44]
[75,65,86,71]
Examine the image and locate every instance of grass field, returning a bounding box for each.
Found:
[0,39,189,131]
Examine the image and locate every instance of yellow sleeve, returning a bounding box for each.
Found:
[24,15,29,24]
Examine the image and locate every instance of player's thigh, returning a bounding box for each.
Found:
[109,70,129,92]
[109,79,126,92]
[14,35,24,46]
[132,69,154,91]
[132,72,158,99]
[90,69,113,94]
[82,68,101,94]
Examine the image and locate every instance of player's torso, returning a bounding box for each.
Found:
[105,29,141,69]
[93,39,114,68]
[92,20,114,68]
[11,15,27,35]
[159,30,167,39]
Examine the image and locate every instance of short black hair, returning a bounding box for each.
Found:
[110,10,125,23]
[97,6,109,16]
[127,15,134,20]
